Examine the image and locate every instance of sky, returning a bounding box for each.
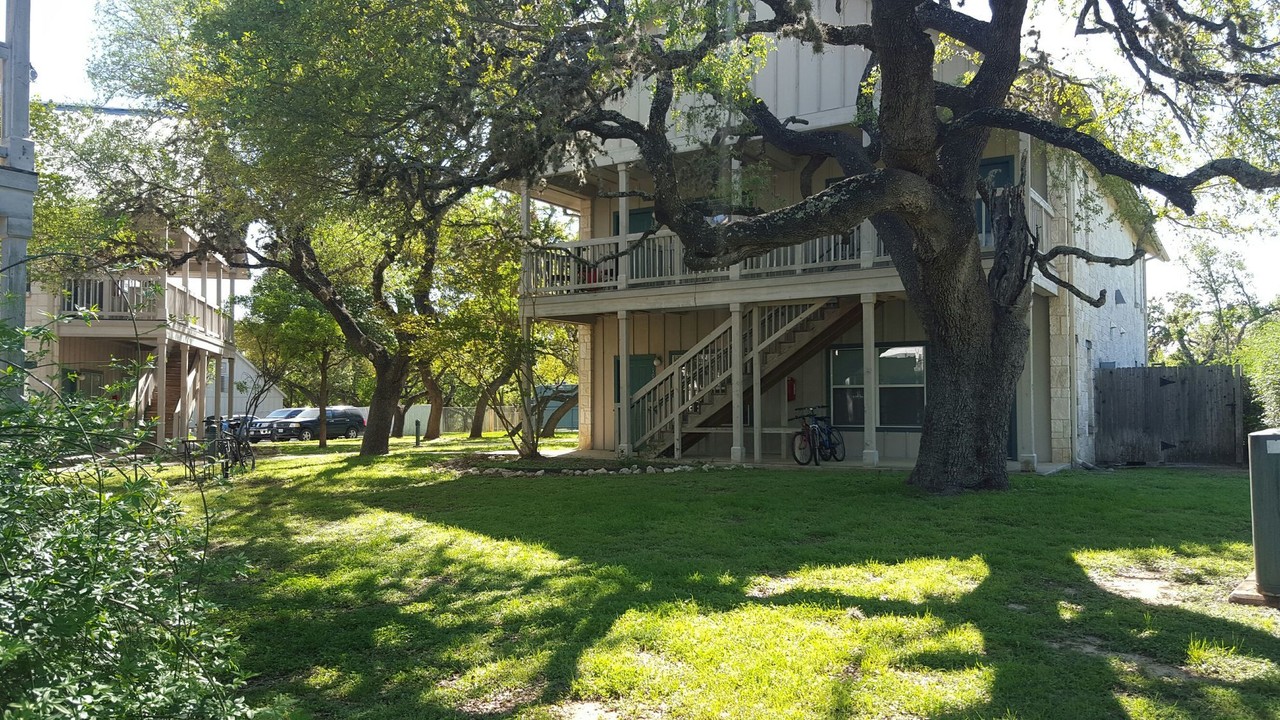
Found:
[25,0,1280,305]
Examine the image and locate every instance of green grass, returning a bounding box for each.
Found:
[181,440,1280,719]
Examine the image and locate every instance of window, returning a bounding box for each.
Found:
[829,345,927,429]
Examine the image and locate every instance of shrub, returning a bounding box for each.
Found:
[0,323,258,719]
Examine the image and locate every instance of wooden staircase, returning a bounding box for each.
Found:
[629,298,865,457]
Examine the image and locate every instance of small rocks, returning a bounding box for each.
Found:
[460,463,713,478]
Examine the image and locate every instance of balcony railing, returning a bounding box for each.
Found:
[61,276,232,343]
[526,191,1064,298]
[527,224,891,296]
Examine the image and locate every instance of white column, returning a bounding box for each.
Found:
[616,164,630,290]
[212,354,223,420]
[196,349,208,431]
[227,354,237,416]
[861,293,879,466]
[617,310,631,457]
[752,305,763,463]
[730,303,745,463]
[154,339,168,442]
[177,346,190,438]
[1017,302,1038,472]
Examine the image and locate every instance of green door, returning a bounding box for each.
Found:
[615,354,658,445]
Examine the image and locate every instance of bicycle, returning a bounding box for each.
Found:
[790,405,846,465]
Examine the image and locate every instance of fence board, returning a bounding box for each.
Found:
[1095,366,1243,465]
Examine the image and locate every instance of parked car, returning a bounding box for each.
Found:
[273,406,366,441]
[247,408,305,443]
[202,414,258,439]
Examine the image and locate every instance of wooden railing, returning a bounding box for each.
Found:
[528,193,1064,298]
[528,225,888,296]
[61,276,231,343]
[628,300,830,451]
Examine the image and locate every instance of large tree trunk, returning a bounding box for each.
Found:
[469,367,515,439]
[361,354,412,455]
[424,375,444,440]
[539,392,578,437]
[392,406,407,438]
[908,315,1027,492]
[900,197,1034,492]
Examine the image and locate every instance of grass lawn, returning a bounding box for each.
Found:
[183,435,1280,719]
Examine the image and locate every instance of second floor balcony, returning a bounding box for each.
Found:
[524,187,1062,302]
[60,275,232,346]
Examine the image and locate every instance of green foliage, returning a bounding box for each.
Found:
[0,324,261,719]
[1148,241,1275,366]
[1238,318,1280,427]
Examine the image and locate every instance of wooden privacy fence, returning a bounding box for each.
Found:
[1095,365,1245,465]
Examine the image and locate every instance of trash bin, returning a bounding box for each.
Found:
[1249,429,1280,597]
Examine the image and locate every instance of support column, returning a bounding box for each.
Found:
[196,349,208,432]
[730,303,745,463]
[227,354,237,416]
[177,346,190,438]
[616,164,629,290]
[617,310,631,457]
[861,293,879,466]
[752,305,763,463]
[212,354,223,420]
[154,338,168,443]
[1016,302,1038,472]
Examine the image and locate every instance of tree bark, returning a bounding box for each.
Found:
[424,375,444,440]
[469,366,515,439]
[361,354,412,455]
[392,406,407,438]
[317,350,330,448]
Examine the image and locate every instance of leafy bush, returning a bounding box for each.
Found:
[1239,319,1280,429]
[0,323,259,719]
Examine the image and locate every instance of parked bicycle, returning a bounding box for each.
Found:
[182,419,256,482]
[790,405,846,465]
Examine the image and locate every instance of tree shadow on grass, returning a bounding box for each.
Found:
[215,465,1280,718]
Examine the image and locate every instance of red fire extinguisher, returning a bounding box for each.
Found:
[786,376,797,402]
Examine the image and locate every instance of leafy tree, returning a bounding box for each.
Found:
[430,191,577,455]
[88,0,605,456]
[1149,241,1277,366]
[239,268,363,446]
[557,0,1280,491]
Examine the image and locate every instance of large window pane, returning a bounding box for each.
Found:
[830,348,863,387]
[880,387,926,427]
[832,387,865,427]
[878,346,926,385]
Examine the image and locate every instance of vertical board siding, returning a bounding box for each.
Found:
[1095,366,1244,465]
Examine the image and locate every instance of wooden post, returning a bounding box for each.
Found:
[177,345,190,438]
[617,310,631,457]
[730,303,745,463]
[227,354,237,416]
[861,293,879,466]
[752,305,763,463]
[155,338,168,443]
[196,349,208,432]
[212,354,223,420]
[1017,303,1038,472]
[616,164,630,290]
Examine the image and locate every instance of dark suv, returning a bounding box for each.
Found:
[273,407,366,441]
[247,408,305,443]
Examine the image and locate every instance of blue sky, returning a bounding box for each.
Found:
[26,0,1280,305]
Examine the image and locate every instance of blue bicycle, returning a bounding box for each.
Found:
[790,405,846,465]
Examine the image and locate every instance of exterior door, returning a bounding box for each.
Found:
[615,354,657,446]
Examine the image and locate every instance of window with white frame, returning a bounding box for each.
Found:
[829,345,927,429]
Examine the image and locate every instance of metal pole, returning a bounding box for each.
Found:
[415,419,421,447]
